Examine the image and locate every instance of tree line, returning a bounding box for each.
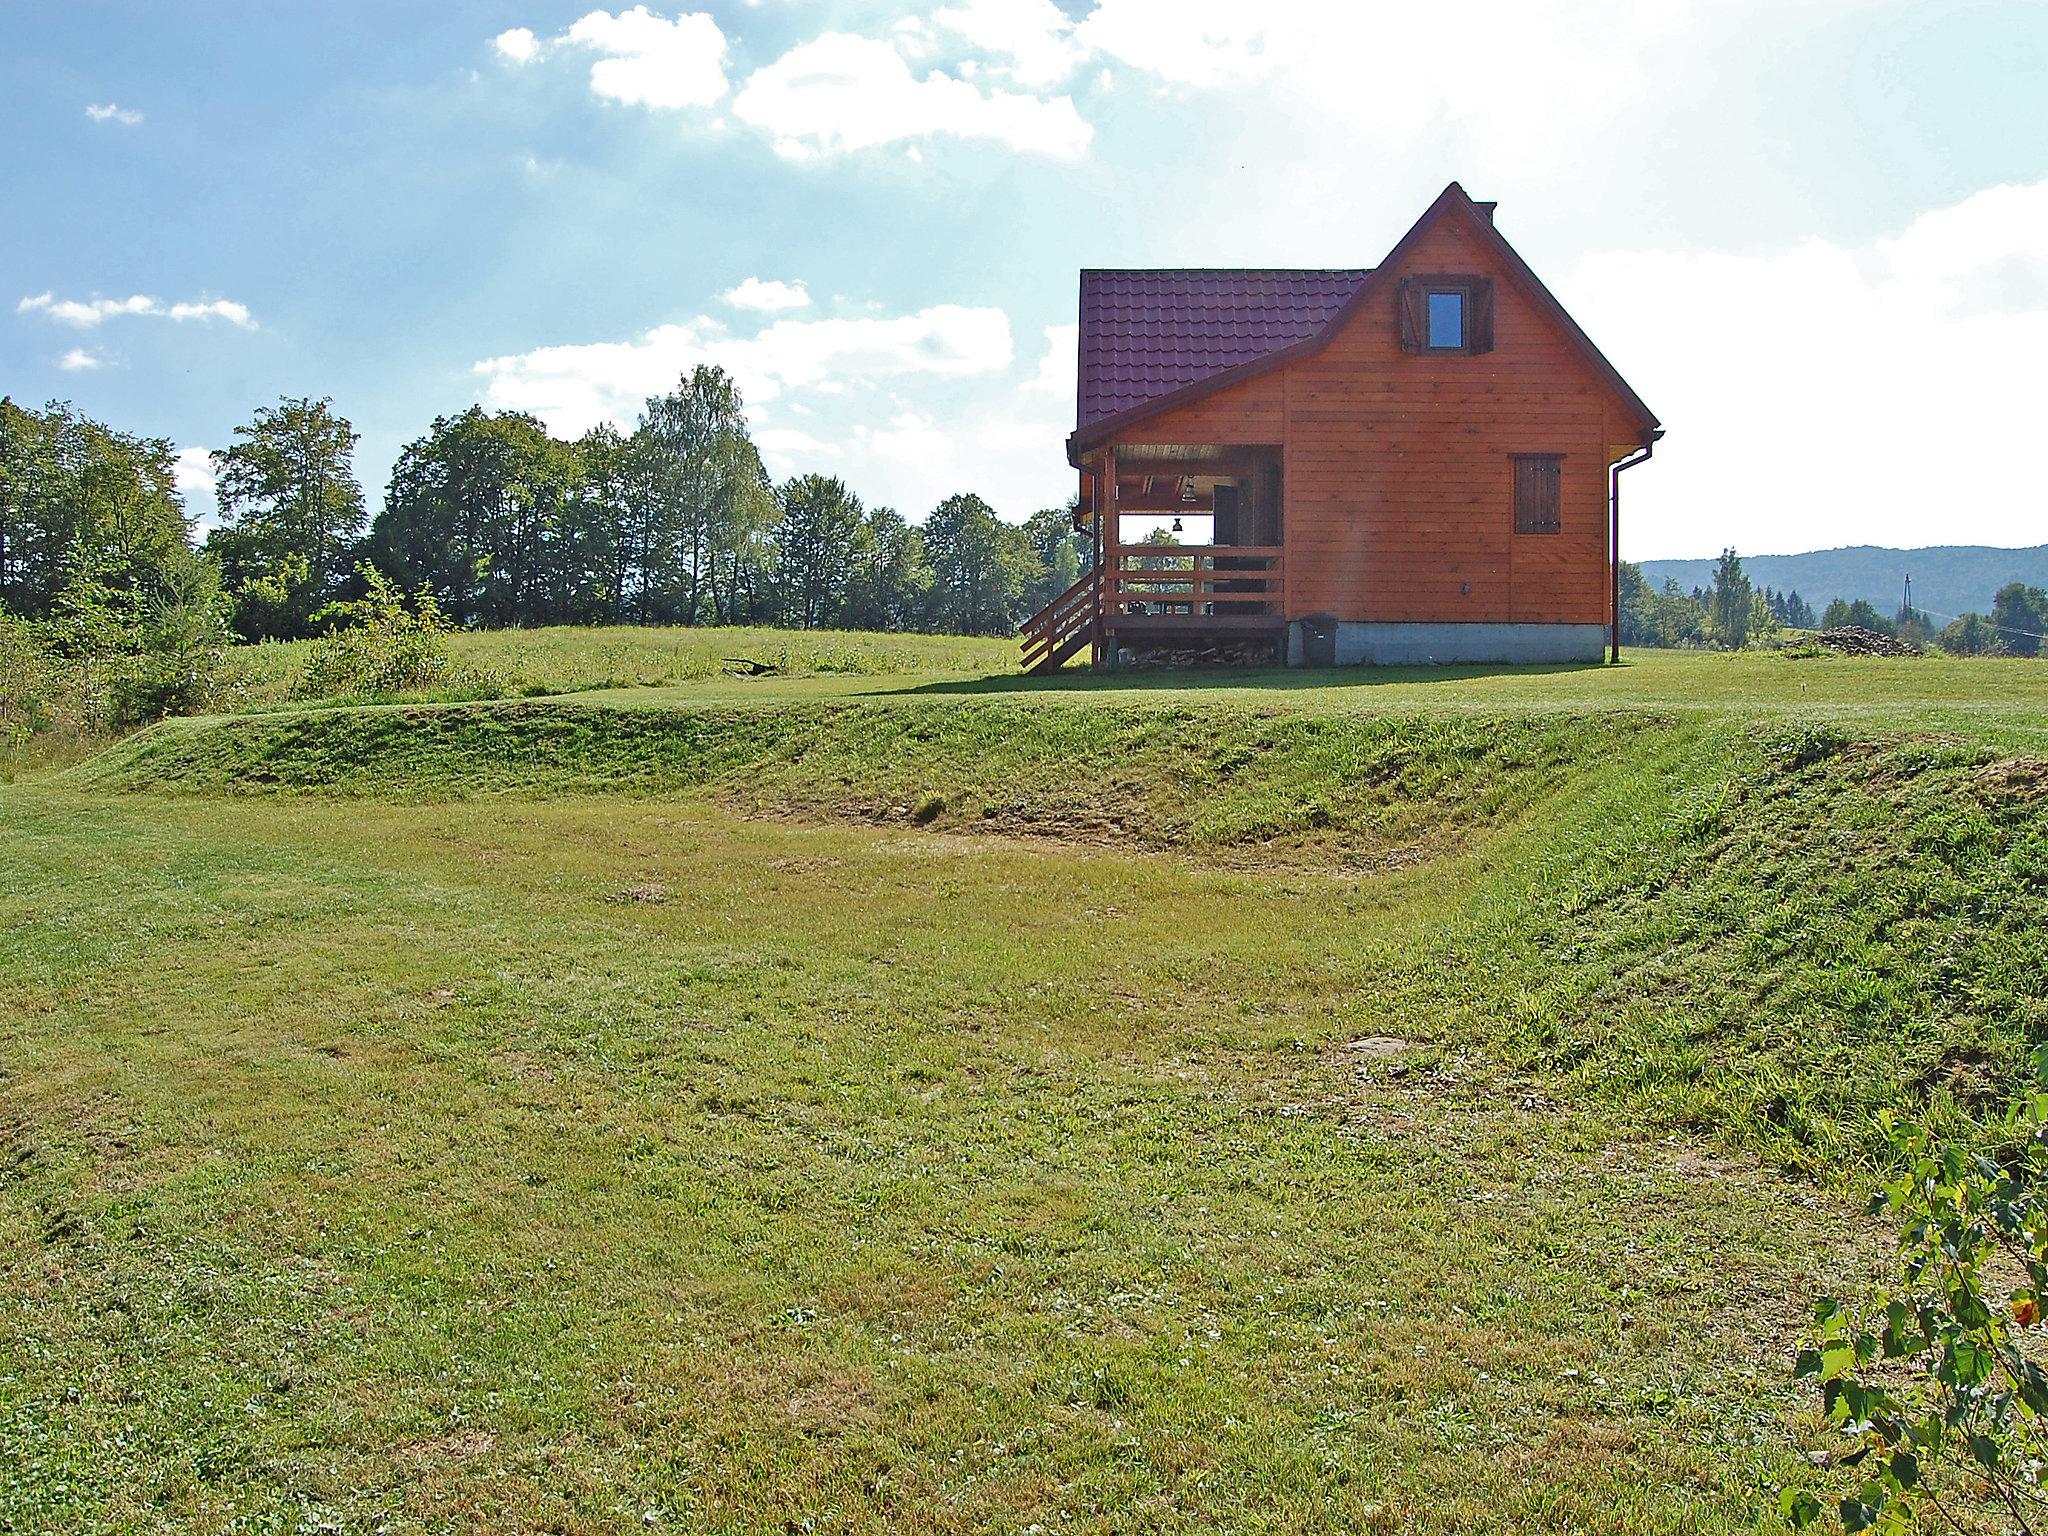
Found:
[7,384,2044,662]
[0,368,1093,646]
[1619,548,2047,656]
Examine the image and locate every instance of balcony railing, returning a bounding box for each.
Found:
[1106,544,1283,617]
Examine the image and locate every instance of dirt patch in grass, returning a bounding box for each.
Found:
[605,880,672,905]
[1341,1034,1424,1059]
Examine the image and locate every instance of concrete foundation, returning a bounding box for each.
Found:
[1284,621,1606,667]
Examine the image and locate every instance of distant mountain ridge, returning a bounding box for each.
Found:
[1636,545,2048,623]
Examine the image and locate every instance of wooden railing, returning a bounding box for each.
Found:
[1106,544,1284,616]
[1018,567,1101,673]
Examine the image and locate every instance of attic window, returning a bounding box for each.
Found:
[1400,275,1495,355]
[1427,290,1465,349]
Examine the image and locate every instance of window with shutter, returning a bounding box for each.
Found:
[1398,276,1495,355]
[1512,454,1562,535]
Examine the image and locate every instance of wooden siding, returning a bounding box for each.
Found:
[1119,369,1286,446]
[1105,213,1640,627]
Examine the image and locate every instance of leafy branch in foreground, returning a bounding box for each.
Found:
[1786,1047,2048,1534]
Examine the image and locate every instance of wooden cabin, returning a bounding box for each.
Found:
[1020,182,1662,672]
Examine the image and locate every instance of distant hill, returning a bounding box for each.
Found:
[1637,545,2048,623]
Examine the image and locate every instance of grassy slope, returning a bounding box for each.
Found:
[1,791,1853,1534]
[8,644,2048,1530]
[72,672,2048,1172]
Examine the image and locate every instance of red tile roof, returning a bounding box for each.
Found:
[1077,268,1370,428]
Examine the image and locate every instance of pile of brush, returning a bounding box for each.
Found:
[1814,625,1921,657]
[1121,639,1281,668]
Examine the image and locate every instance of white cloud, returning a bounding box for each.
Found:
[855,409,955,465]
[172,446,220,529]
[473,302,1014,438]
[724,277,811,312]
[172,446,216,498]
[1024,322,1075,396]
[57,348,102,372]
[494,27,540,63]
[564,6,727,109]
[85,102,143,126]
[1563,179,2048,559]
[928,0,1086,89]
[1073,0,1692,169]
[733,32,1091,159]
[754,425,832,478]
[17,292,255,329]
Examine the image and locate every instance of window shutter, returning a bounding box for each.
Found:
[1468,279,1495,354]
[1513,455,1561,534]
[1397,280,1427,352]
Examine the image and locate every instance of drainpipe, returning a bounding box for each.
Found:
[1608,438,1656,664]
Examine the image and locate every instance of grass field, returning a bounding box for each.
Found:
[6,632,2048,1532]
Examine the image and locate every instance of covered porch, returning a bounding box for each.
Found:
[1023,443,1287,672]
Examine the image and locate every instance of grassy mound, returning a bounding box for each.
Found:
[74,698,1655,860]
[1429,722,2048,1171]
[73,696,2048,1173]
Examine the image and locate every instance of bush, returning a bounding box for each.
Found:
[3,547,234,748]
[297,564,455,699]
[0,610,60,746]
[106,550,235,728]
[1786,1049,2048,1532]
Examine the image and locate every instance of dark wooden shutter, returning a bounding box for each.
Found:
[1513,455,1561,534]
[1397,280,1427,352]
[1467,279,1495,354]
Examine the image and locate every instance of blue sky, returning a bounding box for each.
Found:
[5,0,2045,559]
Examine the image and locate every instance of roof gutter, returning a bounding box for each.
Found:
[1608,434,1660,665]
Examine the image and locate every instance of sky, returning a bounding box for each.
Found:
[4,0,2045,561]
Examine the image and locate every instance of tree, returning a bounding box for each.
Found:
[1938,612,2003,657]
[1758,585,1817,631]
[631,366,768,626]
[1895,605,1935,651]
[561,423,638,624]
[839,507,930,632]
[204,396,365,639]
[369,407,580,627]
[1020,501,1090,614]
[1991,582,2048,658]
[1614,564,1711,649]
[772,475,865,629]
[1821,597,1896,636]
[702,441,776,628]
[921,493,1040,636]
[0,397,190,619]
[1708,547,1753,649]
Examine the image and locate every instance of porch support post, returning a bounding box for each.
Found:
[1100,445,1118,670]
[1088,463,1104,668]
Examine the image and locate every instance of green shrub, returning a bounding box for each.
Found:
[298,564,456,700]
[1786,1050,2048,1532]
[0,610,60,745]
[105,550,234,728]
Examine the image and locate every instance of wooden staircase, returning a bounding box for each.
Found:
[1019,568,1100,675]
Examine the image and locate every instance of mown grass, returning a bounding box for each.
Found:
[1,791,1858,1534]
[70,691,2048,1172]
[216,624,1024,711]
[7,647,2048,1531]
